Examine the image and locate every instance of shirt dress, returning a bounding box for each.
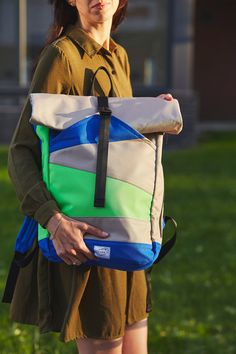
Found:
[6,23,150,342]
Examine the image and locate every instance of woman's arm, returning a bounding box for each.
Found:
[8,43,109,265]
[8,43,72,227]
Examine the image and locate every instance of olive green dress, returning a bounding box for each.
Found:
[7,23,149,342]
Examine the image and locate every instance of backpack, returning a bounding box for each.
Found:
[2,67,182,303]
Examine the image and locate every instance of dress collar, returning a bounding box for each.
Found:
[64,23,118,57]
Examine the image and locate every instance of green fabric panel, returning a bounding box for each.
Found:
[35,125,50,240]
[38,223,48,240]
[38,163,153,241]
[49,138,156,195]
[49,163,152,219]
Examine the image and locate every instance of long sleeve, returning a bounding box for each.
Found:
[8,43,72,227]
[116,44,133,96]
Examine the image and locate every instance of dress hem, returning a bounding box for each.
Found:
[61,314,149,343]
[10,313,149,343]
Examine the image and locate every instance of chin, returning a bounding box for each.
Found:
[92,12,112,22]
[91,5,113,16]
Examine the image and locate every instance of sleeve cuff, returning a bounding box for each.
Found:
[33,200,61,228]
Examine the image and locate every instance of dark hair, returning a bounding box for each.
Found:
[31,0,128,78]
[47,0,128,44]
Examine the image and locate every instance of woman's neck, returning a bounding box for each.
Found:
[77,19,112,50]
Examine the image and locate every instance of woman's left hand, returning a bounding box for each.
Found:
[158,93,173,101]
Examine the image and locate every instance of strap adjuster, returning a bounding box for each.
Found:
[99,107,112,116]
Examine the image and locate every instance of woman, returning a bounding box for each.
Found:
[7,1,173,353]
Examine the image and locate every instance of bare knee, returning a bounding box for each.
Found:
[122,318,148,354]
[126,318,148,331]
[76,337,123,354]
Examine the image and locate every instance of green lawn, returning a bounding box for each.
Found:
[0,132,236,354]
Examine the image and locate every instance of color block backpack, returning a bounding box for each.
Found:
[2,67,182,303]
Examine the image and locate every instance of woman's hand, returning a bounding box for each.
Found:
[158,93,173,101]
[46,212,109,266]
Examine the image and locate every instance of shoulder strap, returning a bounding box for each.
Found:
[154,216,177,264]
[1,247,38,304]
[145,216,177,312]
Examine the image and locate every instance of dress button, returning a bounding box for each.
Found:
[111,70,116,75]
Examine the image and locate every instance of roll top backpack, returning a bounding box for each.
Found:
[2,66,183,304]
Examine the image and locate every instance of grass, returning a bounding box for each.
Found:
[0,132,236,354]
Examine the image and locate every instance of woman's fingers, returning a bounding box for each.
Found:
[68,237,97,261]
[76,252,89,263]
[78,242,98,261]
[49,215,109,263]
[54,239,90,265]
[73,239,97,261]
[60,227,97,261]
[78,221,109,238]
[158,93,173,101]
[62,215,109,238]
[73,221,109,259]
[52,238,82,265]
[64,255,81,266]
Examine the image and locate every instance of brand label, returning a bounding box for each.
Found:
[94,246,111,259]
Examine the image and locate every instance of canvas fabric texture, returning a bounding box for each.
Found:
[28,93,182,271]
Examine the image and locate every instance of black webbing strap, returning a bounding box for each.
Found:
[1,256,21,304]
[2,246,38,303]
[85,66,114,207]
[154,216,177,264]
[87,66,115,97]
[145,216,177,312]
[94,96,112,207]
[145,267,153,313]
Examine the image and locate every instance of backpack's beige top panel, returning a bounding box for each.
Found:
[30,93,183,135]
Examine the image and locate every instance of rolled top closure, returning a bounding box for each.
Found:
[29,93,183,135]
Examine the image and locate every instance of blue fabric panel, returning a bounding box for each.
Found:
[85,240,161,271]
[38,238,161,271]
[84,240,161,271]
[38,238,61,262]
[15,216,38,253]
[49,114,145,153]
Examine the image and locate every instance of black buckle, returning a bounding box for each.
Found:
[99,107,112,116]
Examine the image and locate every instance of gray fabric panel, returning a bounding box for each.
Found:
[50,139,156,194]
[72,217,152,244]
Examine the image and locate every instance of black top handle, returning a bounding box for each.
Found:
[88,66,114,207]
[87,66,115,97]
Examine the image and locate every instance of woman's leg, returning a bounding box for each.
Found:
[122,318,148,354]
[76,337,123,354]
[75,318,148,354]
